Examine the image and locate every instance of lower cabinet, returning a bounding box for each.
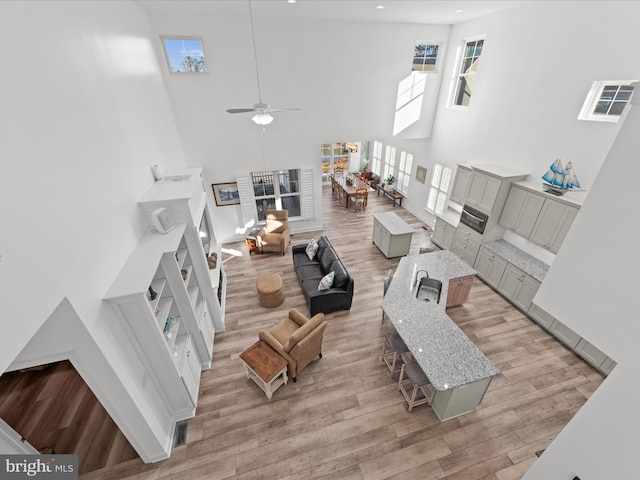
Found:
[446,275,475,308]
[497,264,540,312]
[451,224,481,267]
[548,319,581,348]
[180,335,202,405]
[474,246,508,289]
[432,217,456,251]
[529,302,615,375]
[528,303,556,330]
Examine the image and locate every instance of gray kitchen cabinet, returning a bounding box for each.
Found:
[449,164,473,206]
[372,212,414,258]
[497,263,540,312]
[465,171,501,215]
[499,185,546,238]
[574,338,608,370]
[548,319,581,349]
[451,223,482,267]
[474,245,508,289]
[432,217,457,250]
[527,302,556,330]
[530,199,579,253]
[599,357,617,375]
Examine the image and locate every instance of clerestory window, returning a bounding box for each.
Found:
[578,80,636,123]
[161,37,208,74]
[451,37,484,107]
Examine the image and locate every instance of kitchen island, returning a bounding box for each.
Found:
[382,250,500,421]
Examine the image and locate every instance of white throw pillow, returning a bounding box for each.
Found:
[318,271,335,291]
[305,238,319,260]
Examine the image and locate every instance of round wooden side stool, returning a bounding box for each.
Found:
[256,272,285,308]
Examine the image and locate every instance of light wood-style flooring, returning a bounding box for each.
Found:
[19,184,605,479]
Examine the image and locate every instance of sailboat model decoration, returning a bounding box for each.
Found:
[542,159,582,196]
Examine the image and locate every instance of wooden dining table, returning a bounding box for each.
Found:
[332,174,370,208]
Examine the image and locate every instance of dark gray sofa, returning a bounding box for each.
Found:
[291,236,354,317]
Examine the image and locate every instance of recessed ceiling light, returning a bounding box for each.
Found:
[456,9,463,13]
[376,5,385,9]
[287,0,296,3]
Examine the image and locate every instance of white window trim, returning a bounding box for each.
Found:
[237,169,313,228]
[425,163,452,216]
[160,35,208,75]
[412,42,441,74]
[578,79,637,123]
[397,151,413,195]
[448,34,485,109]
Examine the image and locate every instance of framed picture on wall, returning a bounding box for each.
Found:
[212,182,240,206]
[415,165,427,184]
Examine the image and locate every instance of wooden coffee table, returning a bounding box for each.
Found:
[239,341,288,400]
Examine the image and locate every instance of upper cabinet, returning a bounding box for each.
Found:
[530,201,579,254]
[499,181,583,254]
[450,163,527,217]
[465,172,502,214]
[449,164,473,206]
[499,185,546,238]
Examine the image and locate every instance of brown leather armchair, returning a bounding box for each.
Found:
[257,209,290,255]
[258,308,327,381]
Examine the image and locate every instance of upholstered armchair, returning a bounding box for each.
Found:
[258,308,327,381]
[257,209,290,255]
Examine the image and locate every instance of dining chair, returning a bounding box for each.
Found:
[350,188,368,212]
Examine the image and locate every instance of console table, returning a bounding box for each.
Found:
[377,185,404,207]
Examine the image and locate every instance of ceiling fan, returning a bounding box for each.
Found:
[226,0,301,128]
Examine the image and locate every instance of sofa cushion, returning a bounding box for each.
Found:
[318,271,335,291]
[330,260,349,289]
[292,249,318,267]
[302,278,322,296]
[305,239,319,260]
[317,237,331,250]
[297,264,325,282]
[318,247,337,272]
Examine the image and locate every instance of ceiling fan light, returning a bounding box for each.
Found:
[252,113,274,125]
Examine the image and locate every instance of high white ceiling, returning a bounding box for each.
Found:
[136,0,528,25]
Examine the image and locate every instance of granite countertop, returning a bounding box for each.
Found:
[372,211,416,235]
[436,208,461,228]
[481,240,550,282]
[381,250,500,391]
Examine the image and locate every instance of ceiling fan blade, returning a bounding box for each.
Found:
[226,108,257,114]
[267,108,302,113]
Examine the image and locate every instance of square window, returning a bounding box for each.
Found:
[579,80,636,123]
[413,44,439,72]
[161,37,207,74]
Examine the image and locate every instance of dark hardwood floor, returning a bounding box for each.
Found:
[5,183,604,480]
[0,360,139,475]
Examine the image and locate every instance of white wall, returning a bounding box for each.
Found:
[401,1,640,227]
[0,0,186,460]
[143,7,451,241]
[523,89,640,479]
